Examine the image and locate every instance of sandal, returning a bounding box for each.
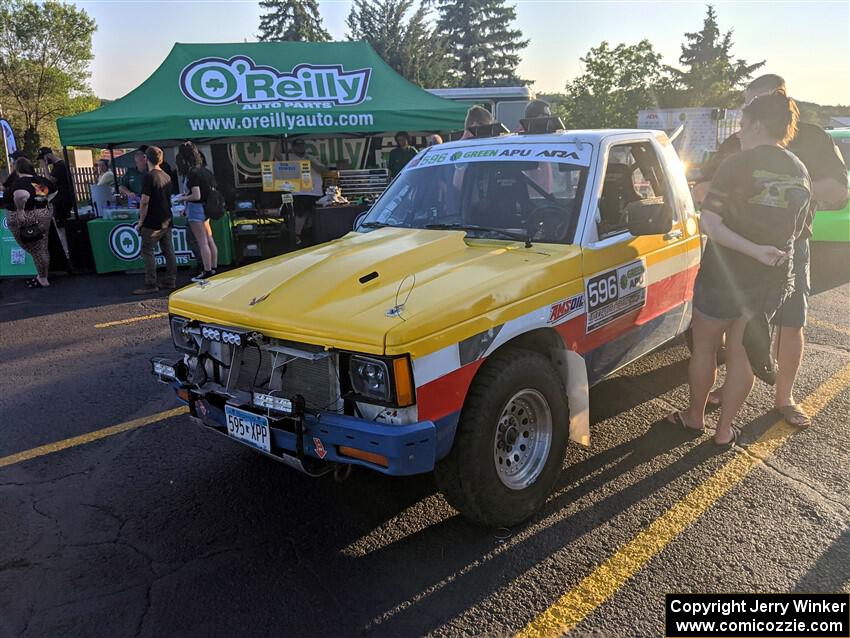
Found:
[666,411,704,433]
[25,278,43,289]
[775,404,811,429]
[714,425,742,448]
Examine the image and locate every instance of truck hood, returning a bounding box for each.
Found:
[169,228,579,355]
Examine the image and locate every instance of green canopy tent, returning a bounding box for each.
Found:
[58,41,467,146]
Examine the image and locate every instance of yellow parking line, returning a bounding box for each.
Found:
[94,313,167,329]
[0,406,188,469]
[516,361,850,638]
[807,317,850,336]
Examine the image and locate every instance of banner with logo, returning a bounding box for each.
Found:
[87,215,233,274]
[0,209,37,277]
[229,138,369,187]
[1,119,17,172]
[409,142,593,170]
[58,42,466,146]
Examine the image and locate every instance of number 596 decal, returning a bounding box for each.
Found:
[585,259,647,332]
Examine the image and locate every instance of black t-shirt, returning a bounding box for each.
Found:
[49,160,74,216]
[701,123,848,237]
[140,169,173,229]
[700,146,811,300]
[3,171,18,192]
[186,167,215,204]
[3,175,57,211]
[162,161,179,195]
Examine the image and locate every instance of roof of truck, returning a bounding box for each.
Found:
[434,130,664,150]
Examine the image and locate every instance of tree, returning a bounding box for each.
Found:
[347,0,449,87]
[667,4,765,107]
[257,0,330,42]
[0,0,98,153]
[435,0,527,87]
[560,40,670,129]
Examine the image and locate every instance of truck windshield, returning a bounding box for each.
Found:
[359,157,589,244]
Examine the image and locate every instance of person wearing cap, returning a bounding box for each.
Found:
[388,132,418,178]
[38,147,74,254]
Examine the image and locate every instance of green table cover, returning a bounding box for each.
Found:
[0,208,37,277]
[88,212,233,274]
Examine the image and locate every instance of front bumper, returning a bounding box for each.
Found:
[180,387,437,476]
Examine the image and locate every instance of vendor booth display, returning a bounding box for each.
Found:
[87,211,233,274]
[0,209,37,277]
[57,42,466,145]
[52,41,466,269]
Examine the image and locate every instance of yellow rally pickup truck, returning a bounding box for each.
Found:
[153,130,702,526]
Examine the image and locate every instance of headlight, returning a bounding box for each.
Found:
[171,316,197,353]
[349,355,391,402]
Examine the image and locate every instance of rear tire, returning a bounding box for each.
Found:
[435,347,569,527]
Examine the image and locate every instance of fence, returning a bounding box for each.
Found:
[34,165,127,206]
[70,166,127,205]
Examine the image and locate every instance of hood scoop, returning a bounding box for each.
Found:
[359,271,379,284]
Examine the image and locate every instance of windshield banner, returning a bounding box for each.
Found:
[410,143,592,170]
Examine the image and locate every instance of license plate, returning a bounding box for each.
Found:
[224,405,271,453]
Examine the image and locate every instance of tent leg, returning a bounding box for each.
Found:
[63,146,79,220]
[109,145,119,197]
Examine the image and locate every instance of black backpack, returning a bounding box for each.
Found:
[205,188,226,220]
[193,167,225,220]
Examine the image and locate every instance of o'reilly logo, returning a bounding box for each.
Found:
[180,56,372,106]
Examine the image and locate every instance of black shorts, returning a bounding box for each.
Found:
[772,238,810,328]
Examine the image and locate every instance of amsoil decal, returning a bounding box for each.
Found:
[547,294,585,325]
[108,224,194,265]
[413,143,591,169]
[180,56,372,107]
[585,259,646,332]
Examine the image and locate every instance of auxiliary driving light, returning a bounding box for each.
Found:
[152,360,177,381]
[252,392,293,414]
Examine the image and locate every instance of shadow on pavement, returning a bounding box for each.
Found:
[351,408,785,636]
[793,526,850,592]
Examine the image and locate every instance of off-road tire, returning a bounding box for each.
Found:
[435,347,569,527]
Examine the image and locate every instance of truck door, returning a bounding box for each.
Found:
[578,137,695,385]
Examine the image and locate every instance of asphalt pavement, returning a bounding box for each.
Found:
[0,244,848,637]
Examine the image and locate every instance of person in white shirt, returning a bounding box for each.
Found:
[95,159,115,188]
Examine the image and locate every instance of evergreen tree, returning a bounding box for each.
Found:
[347,0,449,87]
[667,4,764,107]
[257,0,330,42]
[435,0,527,87]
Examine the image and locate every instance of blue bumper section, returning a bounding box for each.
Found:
[189,395,438,476]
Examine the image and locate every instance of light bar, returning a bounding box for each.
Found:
[252,392,293,414]
[200,325,243,346]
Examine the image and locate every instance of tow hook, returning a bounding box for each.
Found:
[333,464,353,483]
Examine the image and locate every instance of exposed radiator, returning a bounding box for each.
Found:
[230,346,337,411]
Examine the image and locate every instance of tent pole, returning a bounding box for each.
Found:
[109,145,118,196]
[63,145,79,220]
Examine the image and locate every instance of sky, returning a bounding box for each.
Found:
[80,0,850,106]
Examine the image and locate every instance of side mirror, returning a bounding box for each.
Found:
[626,197,672,236]
[353,212,367,231]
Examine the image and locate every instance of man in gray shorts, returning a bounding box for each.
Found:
[696,74,849,426]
